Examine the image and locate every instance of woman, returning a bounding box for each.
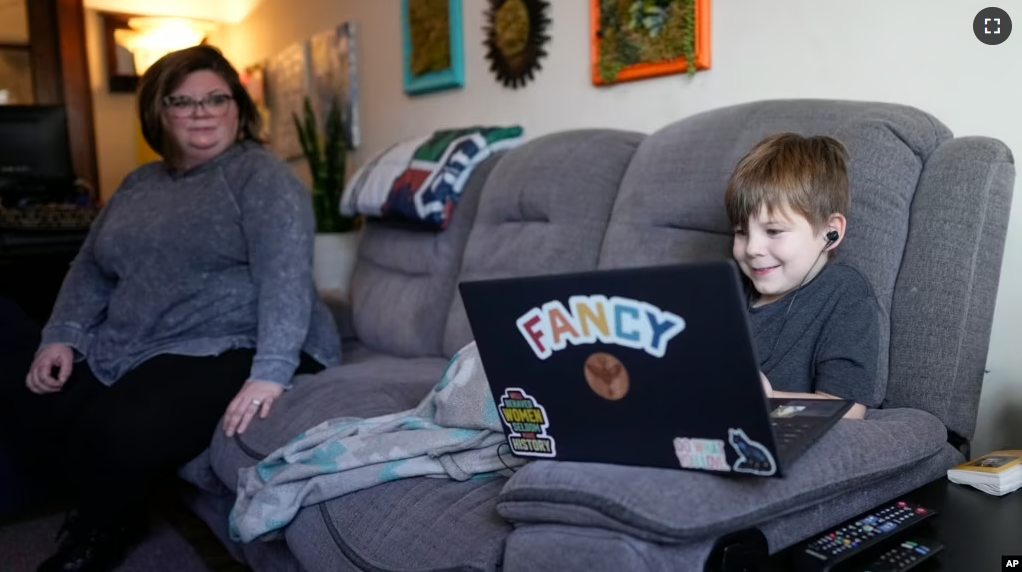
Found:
[7,45,342,572]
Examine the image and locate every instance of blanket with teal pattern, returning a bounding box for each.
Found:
[228,341,525,543]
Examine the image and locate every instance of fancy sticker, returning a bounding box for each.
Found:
[672,437,731,472]
[728,428,777,476]
[516,295,686,360]
[497,388,557,458]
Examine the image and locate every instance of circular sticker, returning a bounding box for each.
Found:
[584,352,630,401]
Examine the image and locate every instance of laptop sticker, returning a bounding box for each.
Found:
[497,388,557,457]
[727,428,777,476]
[672,437,731,472]
[584,352,630,400]
[516,295,686,360]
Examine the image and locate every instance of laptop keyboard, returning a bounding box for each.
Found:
[771,418,812,453]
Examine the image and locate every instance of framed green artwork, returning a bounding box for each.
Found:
[402,0,465,95]
[591,0,711,86]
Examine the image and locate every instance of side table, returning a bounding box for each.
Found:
[768,476,1022,570]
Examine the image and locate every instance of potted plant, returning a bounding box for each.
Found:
[294,95,361,297]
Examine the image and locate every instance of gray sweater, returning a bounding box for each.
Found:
[40,141,342,388]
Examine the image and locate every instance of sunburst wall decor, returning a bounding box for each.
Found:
[483,0,551,89]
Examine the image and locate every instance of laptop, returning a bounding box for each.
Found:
[458,261,853,478]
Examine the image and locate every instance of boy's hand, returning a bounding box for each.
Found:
[843,403,867,420]
[759,371,772,398]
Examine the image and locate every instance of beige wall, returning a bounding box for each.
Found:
[0,0,31,105]
[84,9,138,202]
[177,0,1022,457]
[0,0,29,44]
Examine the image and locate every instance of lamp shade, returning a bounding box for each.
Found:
[114,17,218,74]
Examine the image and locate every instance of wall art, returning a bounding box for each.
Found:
[590,0,711,86]
[264,41,307,160]
[483,0,551,89]
[402,0,465,95]
[239,62,271,142]
[308,21,361,148]
[262,20,361,160]
[99,12,142,93]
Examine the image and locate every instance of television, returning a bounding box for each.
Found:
[0,105,75,182]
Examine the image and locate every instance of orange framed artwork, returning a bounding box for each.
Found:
[590,0,711,86]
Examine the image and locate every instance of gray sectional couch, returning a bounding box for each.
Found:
[178,99,1015,571]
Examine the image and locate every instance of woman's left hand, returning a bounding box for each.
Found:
[224,380,285,437]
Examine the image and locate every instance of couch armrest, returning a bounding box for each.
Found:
[495,408,948,544]
[320,290,357,341]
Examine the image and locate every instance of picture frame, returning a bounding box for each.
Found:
[401,0,465,96]
[239,61,271,142]
[590,0,712,86]
[100,12,141,93]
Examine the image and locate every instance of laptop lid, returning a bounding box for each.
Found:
[459,261,785,477]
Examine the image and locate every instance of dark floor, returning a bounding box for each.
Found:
[0,484,249,572]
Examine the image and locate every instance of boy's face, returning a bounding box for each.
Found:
[732,205,840,306]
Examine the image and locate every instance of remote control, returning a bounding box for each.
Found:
[792,500,937,572]
[860,538,943,572]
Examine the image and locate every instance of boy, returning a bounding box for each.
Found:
[724,133,883,420]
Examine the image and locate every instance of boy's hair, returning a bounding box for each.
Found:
[725,133,851,232]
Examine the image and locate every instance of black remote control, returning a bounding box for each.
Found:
[792,500,937,572]
[860,538,943,572]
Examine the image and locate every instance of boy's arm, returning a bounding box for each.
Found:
[768,389,867,419]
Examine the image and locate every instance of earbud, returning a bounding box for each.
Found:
[825,230,839,244]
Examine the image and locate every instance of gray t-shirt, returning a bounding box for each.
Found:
[40,141,342,388]
[747,262,882,408]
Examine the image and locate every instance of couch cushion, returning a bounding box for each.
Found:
[286,476,511,572]
[442,129,645,357]
[210,356,448,491]
[349,154,498,358]
[339,339,390,365]
[884,136,1015,440]
[598,99,953,408]
[499,444,959,572]
[495,408,947,543]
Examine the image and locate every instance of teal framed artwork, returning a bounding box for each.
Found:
[402,0,465,95]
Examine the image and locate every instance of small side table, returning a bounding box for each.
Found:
[768,476,1022,570]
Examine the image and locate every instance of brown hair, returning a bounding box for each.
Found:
[724,133,850,232]
[137,45,263,169]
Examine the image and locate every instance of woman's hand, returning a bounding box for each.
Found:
[26,344,74,394]
[223,380,285,437]
[759,371,773,398]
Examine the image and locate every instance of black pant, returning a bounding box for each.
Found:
[0,348,322,527]
[0,295,43,517]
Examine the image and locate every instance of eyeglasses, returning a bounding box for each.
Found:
[163,93,234,118]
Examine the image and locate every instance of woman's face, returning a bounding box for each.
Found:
[162,70,239,170]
